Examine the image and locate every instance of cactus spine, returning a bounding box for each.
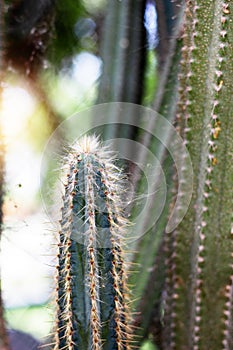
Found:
[54,135,130,350]
[163,1,233,349]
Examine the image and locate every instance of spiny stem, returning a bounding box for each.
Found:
[163,1,233,349]
[54,135,131,350]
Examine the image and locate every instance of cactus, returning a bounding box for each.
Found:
[127,5,185,344]
[97,0,146,140]
[162,1,233,349]
[54,135,131,350]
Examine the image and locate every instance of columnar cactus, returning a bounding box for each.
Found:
[54,135,131,350]
[97,0,146,140]
[162,1,233,349]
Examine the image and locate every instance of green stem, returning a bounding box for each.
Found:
[97,0,146,140]
[54,136,131,350]
[163,1,233,348]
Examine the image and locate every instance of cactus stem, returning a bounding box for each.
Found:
[163,0,233,348]
[54,135,131,350]
[189,2,231,348]
[222,278,233,350]
[222,225,233,350]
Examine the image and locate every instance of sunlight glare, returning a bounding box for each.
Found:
[1,86,35,140]
[72,52,102,89]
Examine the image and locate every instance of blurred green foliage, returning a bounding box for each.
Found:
[50,0,86,66]
[5,304,53,339]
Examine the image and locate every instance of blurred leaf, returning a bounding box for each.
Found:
[48,0,86,66]
[140,340,158,350]
[5,304,52,339]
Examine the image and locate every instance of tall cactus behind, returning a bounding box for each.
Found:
[54,135,131,350]
[162,1,233,349]
[97,0,146,141]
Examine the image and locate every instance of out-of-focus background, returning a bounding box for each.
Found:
[0,0,161,348]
